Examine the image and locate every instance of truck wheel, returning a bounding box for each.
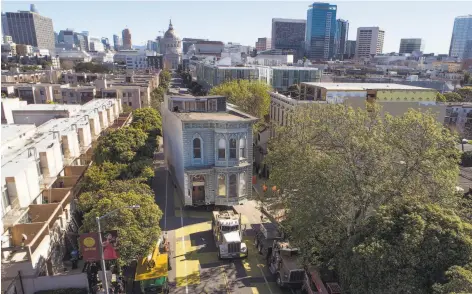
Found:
[276,273,284,288]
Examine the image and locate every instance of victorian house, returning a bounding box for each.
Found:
[162,94,257,207]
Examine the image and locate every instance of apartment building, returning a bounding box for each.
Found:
[195,62,323,92]
[1,99,123,294]
[299,82,444,121]
[255,38,272,51]
[1,70,49,83]
[59,86,96,105]
[102,85,147,109]
[1,83,66,104]
[355,27,385,59]
[163,94,257,206]
[272,18,306,61]
[444,103,472,136]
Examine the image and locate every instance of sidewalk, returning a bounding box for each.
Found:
[251,176,286,224]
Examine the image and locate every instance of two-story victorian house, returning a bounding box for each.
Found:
[162,94,257,207]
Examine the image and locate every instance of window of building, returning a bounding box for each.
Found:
[239,172,246,196]
[208,99,217,111]
[196,101,206,112]
[229,174,237,197]
[193,138,202,159]
[39,89,45,95]
[229,138,237,159]
[239,138,246,159]
[218,174,226,196]
[218,138,226,159]
[2,187,11,212]
[128,102,132,106]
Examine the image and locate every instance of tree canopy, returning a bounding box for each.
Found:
[159,69,171,88]
[339,203,472,294]
[93,127,148,164]
[130,108,162,133]
[209,80,271,121]
[79,189,162,264]
[74,62,110,73]
[150,86,166,109]
[436,92,446,102]
[264,103,466,293]
[444,92,463,102]
[78,108,163,265]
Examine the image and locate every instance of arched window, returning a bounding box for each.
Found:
[193,138,201,159]
[229,174,237,198]
[229,138,237,159]
[218,138,226,159]
[239,172,246,196]
[239,138,246,159]
[218,174,226,196]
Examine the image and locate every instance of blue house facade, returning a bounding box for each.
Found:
[163,94,257,207]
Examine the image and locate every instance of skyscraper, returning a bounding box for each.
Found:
[1,13,10,37]
[255,37,272,51]
[355,27,385,59]
[5,9,55,50]
[101,37,110,50]
[113,34,122,51]
[122,28,132,50]
[334,19,349,60]
[399,38,424,54]
[345,40,356,59]
[271,18,306,61]
[449,15,472,59]
[305,2,337,60]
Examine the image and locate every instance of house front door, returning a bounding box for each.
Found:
[191,175,205,205]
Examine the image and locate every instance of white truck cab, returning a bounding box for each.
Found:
[212,210,248,259]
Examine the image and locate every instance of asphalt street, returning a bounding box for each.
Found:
[152,144,295,293]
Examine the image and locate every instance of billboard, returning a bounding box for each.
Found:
[79,230,119,261]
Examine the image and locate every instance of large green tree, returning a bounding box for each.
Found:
[265,104,461,291]
[338,203,472,294]
[209,80,271,121]
[159,69,172,89]
[150,86,166,109]
[93,127,148,164]
[457,86,472,101]
[79,189,162,264]
[131,108,162,133]
[444,92,463,102]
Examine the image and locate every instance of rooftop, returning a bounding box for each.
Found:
[302,82,436,91]
[175,111,252,122]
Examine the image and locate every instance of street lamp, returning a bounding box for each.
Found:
[462,138,468,152]
[96,205,140,294]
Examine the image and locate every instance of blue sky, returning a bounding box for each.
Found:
[2,1,470,54]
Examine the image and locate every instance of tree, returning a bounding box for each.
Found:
[436,92,447,102]
[433,265,472,294]
[444,92,463,102]
[339,203,472,294]
[159,69,171,89]
[74,62,110,73]
[81,161,127,192]
[79,189,162,264]
[461,72,472,87]
[93,127,148,164]
[264,104,461,290]
[457,86,472,102]
[150,86,166,109]
[209,80,271,121]
[131,108,162,133]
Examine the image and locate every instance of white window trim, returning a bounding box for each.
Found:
[192,133,203,164]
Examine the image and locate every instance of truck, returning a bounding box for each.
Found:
[133,237,170,294]
[303,267,342,294]
[267,240,305,289]
[212,210,248,259]
[254,222,282,257]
